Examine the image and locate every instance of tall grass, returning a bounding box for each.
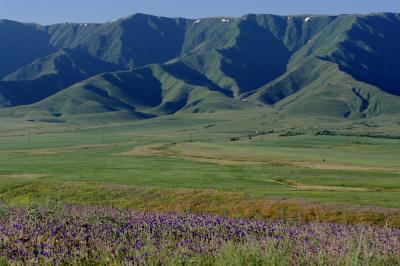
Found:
[0,204,398,265]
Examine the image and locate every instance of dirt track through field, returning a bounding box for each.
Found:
[2,142,136,155]
[0,174,47,179]
[118,142,400,173]
[118,143,170,156]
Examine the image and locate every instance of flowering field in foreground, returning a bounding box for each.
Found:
[0,205,399,265]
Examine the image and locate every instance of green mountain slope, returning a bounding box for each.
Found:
[251,59,400,118]
[0,20,55,78]
[0,48,120,107]
[324,13,400,96]
[42,14,338,97]
[244,14,400,118]
[0,63,255,122]
[4,48,120,81]
[45,14,189,68]
[175,15,337,96]
[0,13,399,125]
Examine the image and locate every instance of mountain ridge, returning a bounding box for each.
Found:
[0,12,399,125]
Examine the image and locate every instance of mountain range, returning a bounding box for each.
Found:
[0,13,400,125]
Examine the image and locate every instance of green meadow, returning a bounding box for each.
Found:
[0,113,399,225]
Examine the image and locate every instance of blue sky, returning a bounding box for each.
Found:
[1,0,400,24]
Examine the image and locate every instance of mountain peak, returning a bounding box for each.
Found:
[123,13,175,22]
[1,13,400,122]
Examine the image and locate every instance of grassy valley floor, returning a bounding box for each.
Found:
[0,114,399,227]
